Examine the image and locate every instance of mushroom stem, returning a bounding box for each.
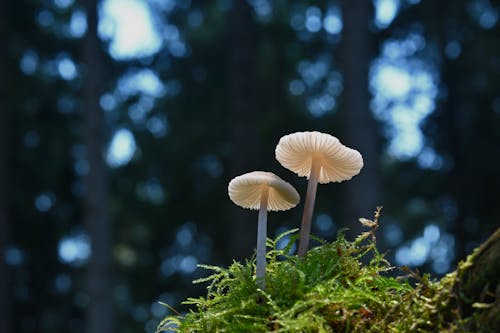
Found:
[256,187,269,290]
[297,158,321,257]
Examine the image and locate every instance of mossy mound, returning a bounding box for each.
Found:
[157,221,499,332]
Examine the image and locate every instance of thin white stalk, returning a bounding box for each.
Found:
[297,159,321,257]
[256,187,269,290]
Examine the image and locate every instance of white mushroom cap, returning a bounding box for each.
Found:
[275,131,363,184]
[228,171,300,211]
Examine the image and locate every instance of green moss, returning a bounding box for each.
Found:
[156,215,498,332]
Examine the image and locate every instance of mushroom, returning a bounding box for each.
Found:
[275,131,363,257]
[228,171,300,289]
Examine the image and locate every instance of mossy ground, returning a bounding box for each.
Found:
[156,212,498,332]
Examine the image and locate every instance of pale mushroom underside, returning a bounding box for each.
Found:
[228,171,300,211]
[275,131,364,184]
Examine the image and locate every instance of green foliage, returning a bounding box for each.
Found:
[156,215,489,332]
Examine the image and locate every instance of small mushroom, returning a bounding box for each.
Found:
[228,171,300,289]
[275,131,363,257]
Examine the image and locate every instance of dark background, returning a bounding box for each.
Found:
[1,0,499,332]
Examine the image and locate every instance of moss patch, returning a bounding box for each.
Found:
[156,214,499,332]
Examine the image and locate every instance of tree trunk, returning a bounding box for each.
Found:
[227,1,259,261]
[440,66,469,263]
[432,1,469,264]
[82,1,114,332]
[339,0,381,238]
[0,0,11,330]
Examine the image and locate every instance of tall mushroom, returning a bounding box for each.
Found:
[275,131,363,257]
[228,171,300,289]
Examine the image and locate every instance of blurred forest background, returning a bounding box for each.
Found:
[1,0,499,332]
